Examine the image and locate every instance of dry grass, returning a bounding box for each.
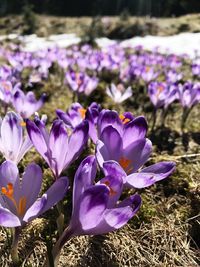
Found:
[0,45,199,266]
[1,13,200,37]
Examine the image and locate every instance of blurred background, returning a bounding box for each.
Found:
[1,0,200,41]
[1,0,200,17]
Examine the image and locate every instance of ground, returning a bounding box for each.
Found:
[0,13,200,38]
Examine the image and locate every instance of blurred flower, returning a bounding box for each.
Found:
[106,84,132,103]
[0,112,32,164]
[148,82,178,109]
[12,89,46,118]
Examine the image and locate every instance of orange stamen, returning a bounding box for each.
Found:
[20,121,26,127]
[1,183,27,216]
[119,157,132,173]
[78,108,87,119]
[119,114,131,124]
[18,197,27,216]
[156,85,164,98]
[104,180,117,197]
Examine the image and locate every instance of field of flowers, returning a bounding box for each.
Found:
[0,40,199,266]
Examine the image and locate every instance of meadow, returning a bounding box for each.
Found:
[0,33,199,266]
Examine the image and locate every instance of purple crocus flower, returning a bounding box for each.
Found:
[57,102,101,143]
[166,70,182,84]
[192,64,200,76]
[95,113,175,188]
[140,66,158,83]
[50,156,141,265]
[12,89,46,118]
[0,112,32,164]
[0,160,68,227]
[0,81,20,105]
[106,84,132,103]
[178,82,200,109]
[26,118,89,178]
[68,155,141,235]
[148,82,178,109]
[65,70,98,96]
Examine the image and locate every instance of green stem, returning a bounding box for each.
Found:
[160,108,168,127]
[56,202,64,237]
[151,108,157,132]
[181,107,191,133]
[48,227,73,267]
[11,227,21,266]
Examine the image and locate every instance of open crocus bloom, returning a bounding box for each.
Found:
[148,82,178,109]
[96,123,175,188]
[0,111,32,164]
[57,102,101,144]
[12,89,46,118]
[67,155,141,236]
[106,83,132,103]
[0,161,68,227]
[26,117,89,178]
[65,70,98,96]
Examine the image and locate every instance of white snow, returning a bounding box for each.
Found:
[1,32,200,57]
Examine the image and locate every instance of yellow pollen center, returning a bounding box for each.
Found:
[119,114,130,124]
[78,108,87,119]
[103,180,117,197]
[20,121,26,127]
[1,183,27,216]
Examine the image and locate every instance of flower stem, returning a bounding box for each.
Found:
[11,227,21,266]
[151,108,157,132]
[56,202,64,237]
[46,227,73,267]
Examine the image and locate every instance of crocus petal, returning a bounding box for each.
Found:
[141,161,176,181]
[99,175,123,208]
[126,172,156,188]
[23,195,47,223]
[123,116,148,148]
[0,160,20,193]
[121,86,132,102]
[64,121,89,168]
[16,135,32,163]
[123,138,152,172]
[97,110,123,136]
[23,176,68,223]
[26,119,49,163]
[39,176,69,214]
[79,185,109,231]
[86,108,98,143]
[88,194,141,235]
[103,160,127,183]
[100,126,123,161]
[0,207,21,227]
[1,112,22,162]
[49,120,68,177]
[96,139,110,168]
[72,156,97,214]
[56,109,72,128]
[21,163,42,210]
